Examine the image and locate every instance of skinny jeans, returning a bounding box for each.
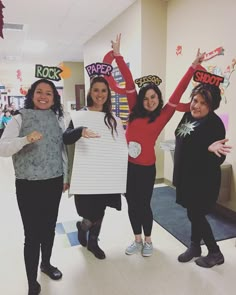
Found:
[16,176,63,285]
[187,206,219,253]
[125,162,156,237]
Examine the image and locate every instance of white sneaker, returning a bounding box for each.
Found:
[142,242,153,257]
[125,241,143,255]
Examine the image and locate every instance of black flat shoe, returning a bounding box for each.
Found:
[40,263,63,280]
[28,281,41,295]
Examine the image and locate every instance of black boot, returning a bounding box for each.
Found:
[40,262,63,280]
[87,219,106,260]
[28,281,41,295]
[178,242,201,262]
[195,250,224,268]
[76,219,92,247]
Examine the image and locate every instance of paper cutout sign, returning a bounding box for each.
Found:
[203,47,224,61]
[193,70,224,87]
[135,75,162,88]
[85,62,113,78]
[35,64,63,81]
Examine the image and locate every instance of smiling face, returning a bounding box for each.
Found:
[90,82,108,110]
[32,82,54,110]
[190,93,210,119]
[143,89,160,112]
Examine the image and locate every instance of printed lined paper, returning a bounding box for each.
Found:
[69,111,128,195]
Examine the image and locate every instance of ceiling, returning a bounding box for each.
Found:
[0,0,136,66]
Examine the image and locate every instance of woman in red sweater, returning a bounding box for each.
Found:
[106,34,205,257]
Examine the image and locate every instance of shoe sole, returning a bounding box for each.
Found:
[178,254,201,263]
[195,258,224,268]
[142,253,152,257]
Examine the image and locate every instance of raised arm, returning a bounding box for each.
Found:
[103,34,137,110]
[167,49,205,107]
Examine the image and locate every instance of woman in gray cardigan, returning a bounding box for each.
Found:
[0,79,69,295]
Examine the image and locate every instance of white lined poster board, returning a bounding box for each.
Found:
[69,111,128,195]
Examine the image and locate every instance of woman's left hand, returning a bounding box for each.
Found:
[208,139,232,157]
[63,183,70,192]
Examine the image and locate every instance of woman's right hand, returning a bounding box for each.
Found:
[111,33,121,56]
[26,131,43,143]
[82,128,100,138]
[192,48,206,67]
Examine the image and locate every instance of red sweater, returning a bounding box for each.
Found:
[115,55,200,166]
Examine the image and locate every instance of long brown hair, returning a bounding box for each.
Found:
[87,76,117,135]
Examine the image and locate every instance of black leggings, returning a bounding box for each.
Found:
[187,206,219,253]
[126,162,156,237]
[16,176,63,285]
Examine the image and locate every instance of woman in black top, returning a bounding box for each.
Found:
[173,82,231,268]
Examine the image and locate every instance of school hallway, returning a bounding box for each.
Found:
[0,156,235,295]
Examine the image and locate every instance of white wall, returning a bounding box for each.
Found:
[83,1,142,93]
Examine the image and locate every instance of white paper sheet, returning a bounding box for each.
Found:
[69,111,128,195]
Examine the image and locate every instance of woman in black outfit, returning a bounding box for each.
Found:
[63,76,122,260]
[173,82,231,268]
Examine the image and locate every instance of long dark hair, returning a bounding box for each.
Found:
[87,76,117,135]
[129,83,164,123]
[190,83,222,111]
[24,79,63,118]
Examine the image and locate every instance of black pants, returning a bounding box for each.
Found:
[126,162,156,237]
[16,176,63,285]
[187,206,219,253]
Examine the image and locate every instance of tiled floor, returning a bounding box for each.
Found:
[0,157,236,295]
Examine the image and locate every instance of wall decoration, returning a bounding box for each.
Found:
[218,113,229,131]
[203,47,224,61]
[176,45,183,56]
[110,64,129,129]
[16,69,23,82]
[58,63,72,79]
[0,1,4,39]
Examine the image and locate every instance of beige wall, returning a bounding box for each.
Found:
[62,61,84,112]
[164,0,236,210]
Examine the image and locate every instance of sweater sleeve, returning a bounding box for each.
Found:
[114,55,137,111]
[168,65,196,106]
[63,120,84,145]
[176,102,191,112]
[0,115,30,157]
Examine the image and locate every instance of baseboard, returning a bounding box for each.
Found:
[155,178,175,188]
